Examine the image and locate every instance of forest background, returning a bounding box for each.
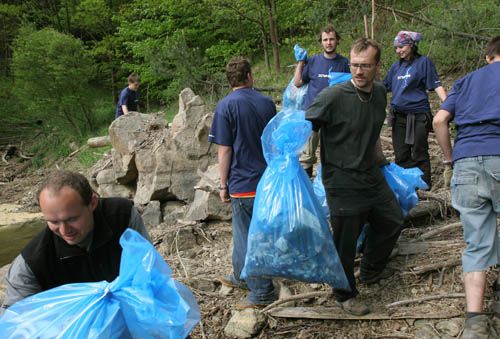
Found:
[0,0,498,168]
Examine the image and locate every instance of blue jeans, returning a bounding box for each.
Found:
[451,156,500,272]
[231,197,275,303]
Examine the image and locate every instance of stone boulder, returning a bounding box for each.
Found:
[162,201,188,225]
[185,164,231,221]
[141,200,162,229]
[224,309,267,338]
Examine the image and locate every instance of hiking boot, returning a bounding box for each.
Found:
[359,267,395,285]
[336,296,370,316]
[218,275,249,290]
[461,315,497,339]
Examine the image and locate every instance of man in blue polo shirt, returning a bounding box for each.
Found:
[433,36,500,338]
[115,73,140,119]
[293,25,350,177]
[209,57,277,309]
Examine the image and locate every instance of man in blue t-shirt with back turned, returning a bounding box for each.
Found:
[433,36,500,339]
[209,57,277,309]
[293,25,350,177]
[115,73,140,118]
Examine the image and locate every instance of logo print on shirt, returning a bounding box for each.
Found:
[397,66,412,88]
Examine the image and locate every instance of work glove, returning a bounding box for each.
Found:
[294,44,308,62]
[443,163,453,187]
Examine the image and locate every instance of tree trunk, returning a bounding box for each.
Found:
[262,32,270,70]
[264,0,280,73]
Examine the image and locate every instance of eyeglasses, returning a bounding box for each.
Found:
[349,63,375,70]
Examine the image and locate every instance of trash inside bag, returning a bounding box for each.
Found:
[282,78,308,110]
[241,109,349,290]
[328,71,352,87]
[0,229,200,339]
[312,164,330,218]
[382,162,429,216]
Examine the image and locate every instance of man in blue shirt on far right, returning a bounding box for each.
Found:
[433,35,500,339]
[115,73,140,119]
[293,25,350,177]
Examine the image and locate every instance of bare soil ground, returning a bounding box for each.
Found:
[1,127,499,338]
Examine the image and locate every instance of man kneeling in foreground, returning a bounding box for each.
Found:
[1,170,150,312]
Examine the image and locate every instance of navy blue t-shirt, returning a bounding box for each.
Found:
[384,55,441,114]
[440,62,500,162]
[301,53,350,109]
[209,88,276,195]
[115,87,139,118]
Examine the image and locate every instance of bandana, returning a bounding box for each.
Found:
[394,31,422,47]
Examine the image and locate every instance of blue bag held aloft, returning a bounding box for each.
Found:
[0,229,200,339]
[282,78,308,110]
[382,162,429,216]
[240,110,349,290]
[328,71,352,87]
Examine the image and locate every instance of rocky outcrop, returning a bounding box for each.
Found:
[91,88,228,226]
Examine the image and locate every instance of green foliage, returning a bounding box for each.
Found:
[11,27,96,136]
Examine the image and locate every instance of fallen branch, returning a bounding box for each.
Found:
[407,257,461,275]
[87,136,111,148]
[420,222,462,240]
[261,291,329,313]
[267,306,461,320]
[386,293,465,308]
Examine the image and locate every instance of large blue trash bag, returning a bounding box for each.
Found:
[240,109,349,290]
[382,162,429,216]
[328,71,352,87]
[282,78,308,110]
[0,229,200,339]
[312,164,330,218]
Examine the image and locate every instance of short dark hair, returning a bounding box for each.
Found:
[485,35,500,58]
[318,25,341,41]
[351,38,382,64]
[128,73,140,84]
[226,57,251,87]
[37,171,93,205]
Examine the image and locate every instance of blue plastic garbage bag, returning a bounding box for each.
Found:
[282,78,308,110]
[0,229,200,339]
[328,71,352,87]
[241,109,349,290]
[382,162,428,216]
[312,164,329,218]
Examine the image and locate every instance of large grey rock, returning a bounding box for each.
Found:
[142,201,162,229]
[0,264,11,306]
[111,149,137,184]
[97,183,134,199]
[184,164,232,221]
[95,168,116,185]
[162,201,187,225]
[436,318,462,337]
[224,309,267,338]
[170,88,215,159]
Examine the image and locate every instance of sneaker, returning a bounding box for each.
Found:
[359,268,395,284]
[461,315,497,339]
[218,275,249,290]
[336,296,370,316]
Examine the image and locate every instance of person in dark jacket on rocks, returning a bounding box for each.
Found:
[1,170,150,312]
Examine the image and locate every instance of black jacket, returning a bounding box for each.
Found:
[22,198,133,291]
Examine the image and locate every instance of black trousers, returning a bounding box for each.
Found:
[326,188,403,302]
[392,113,432,189]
